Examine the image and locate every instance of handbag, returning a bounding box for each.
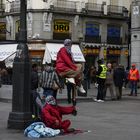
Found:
[52,81,59,90]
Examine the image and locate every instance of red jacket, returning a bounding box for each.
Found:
[41,104,75,128]
[56,47,77,74]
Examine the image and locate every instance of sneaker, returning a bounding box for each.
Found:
[95,83,98,88]
[97,99,104,103]
[66,78,75,84]
[78,85,86,93]
[94,98,98,102]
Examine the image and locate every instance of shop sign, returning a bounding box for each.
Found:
[54,20,70,33]
[133,6,139,15]
[107,49,121,55]
[124,50,128,56]
[83,48,99,55]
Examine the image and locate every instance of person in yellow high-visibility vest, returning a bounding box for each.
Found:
[94,59,107,102]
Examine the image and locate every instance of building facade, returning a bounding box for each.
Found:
[131,0,140,71]
[0,0,132,67]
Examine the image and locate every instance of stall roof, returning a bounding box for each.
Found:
[43,43,85,64]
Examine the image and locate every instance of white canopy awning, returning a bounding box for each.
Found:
[0,44,17,61]
[0,44,17,67]
[43,43,85,64]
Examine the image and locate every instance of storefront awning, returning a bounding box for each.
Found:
[0,44,17,61]
[0,44,17,67]
[43,43,85,64]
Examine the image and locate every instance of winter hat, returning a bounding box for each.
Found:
[64,39,72,46]
[45,95,56,105]
[132,64,136,67]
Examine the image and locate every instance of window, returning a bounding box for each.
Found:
[85,22,101,43]
[107,25,121,44]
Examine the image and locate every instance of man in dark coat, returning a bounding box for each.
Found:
[113,64,125,100]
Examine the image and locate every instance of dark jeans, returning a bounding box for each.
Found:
[43,88,57,99]
[97,78,106,100]
[130,81,138,95]
[86,78,91,89]
[66,82,74,103]
[30,89,38,116]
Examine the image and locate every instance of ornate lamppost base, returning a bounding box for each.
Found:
[8,112,32,129]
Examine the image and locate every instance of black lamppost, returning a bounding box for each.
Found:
[7,0,32,129]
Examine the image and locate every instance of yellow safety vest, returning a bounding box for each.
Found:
[98,64,107,79]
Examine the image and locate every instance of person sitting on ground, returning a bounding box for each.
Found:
[41,95,77,133]
[55,39,86,93]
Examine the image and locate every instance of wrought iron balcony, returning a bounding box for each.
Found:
[0,4,5,13]
[10,0,20,13]
[84,3,103,15]
[51,0,77,13]
[108,5,128,17]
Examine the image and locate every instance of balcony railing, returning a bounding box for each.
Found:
[0,4,5,12]
[85,3,103,13]
[107,5,127,16]
[52,0,77,13]
[10,0,20,13]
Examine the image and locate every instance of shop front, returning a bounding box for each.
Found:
[28,40,85,65]
[82,45,100,66]
[28,40,46,65]
[106,47,121,64]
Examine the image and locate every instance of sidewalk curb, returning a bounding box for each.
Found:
[0,97,94,104]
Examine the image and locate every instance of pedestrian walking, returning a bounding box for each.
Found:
[128,64,139,96]
[113,64,125,100]
[104,63,115,100]
[94,59,107,102]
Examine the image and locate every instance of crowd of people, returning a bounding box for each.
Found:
[29,39,86,133]
[1,39,140,134]
[93,59,139,103]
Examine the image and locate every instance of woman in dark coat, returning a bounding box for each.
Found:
[113,64,125,100]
